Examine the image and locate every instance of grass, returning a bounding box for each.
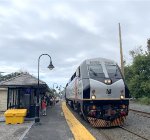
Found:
[137,97,150,105]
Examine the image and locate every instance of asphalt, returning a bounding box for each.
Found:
[23,102,74,140]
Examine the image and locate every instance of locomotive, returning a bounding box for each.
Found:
[65,58,129,127]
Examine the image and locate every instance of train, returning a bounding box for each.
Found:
[65,58,130,127]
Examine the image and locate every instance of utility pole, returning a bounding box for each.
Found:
[119,23,124,77]
[147,38,150,53]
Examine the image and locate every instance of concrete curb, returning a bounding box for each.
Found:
[19,121,34,140]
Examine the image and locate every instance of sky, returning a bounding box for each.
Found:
[0,0,149,88]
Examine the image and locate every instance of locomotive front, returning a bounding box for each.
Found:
[83,59,129,127]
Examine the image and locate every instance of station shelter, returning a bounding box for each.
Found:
[0,73,49,118]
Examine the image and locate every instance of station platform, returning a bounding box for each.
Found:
[23,102,74,140]
[23,101,96,140]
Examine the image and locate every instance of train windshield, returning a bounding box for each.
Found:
[105,64,122,79]
[88,64,105,78]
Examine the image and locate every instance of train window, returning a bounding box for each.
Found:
[66,83,68,87]
[73,73,76,78]
[76,67,80,77]
[71,76,73,81]
[71,72,76,81]
[105,64,122,78]
[88,64,104,77]
[78,68,80,77]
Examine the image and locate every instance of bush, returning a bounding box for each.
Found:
[124,47,150,99]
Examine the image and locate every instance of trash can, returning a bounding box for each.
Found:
[4,109,27,124]
[27,105,35,118]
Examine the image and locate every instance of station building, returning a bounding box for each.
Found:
[0,73,49,117]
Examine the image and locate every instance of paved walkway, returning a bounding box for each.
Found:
[23,102,74,140]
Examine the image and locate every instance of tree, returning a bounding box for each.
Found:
[125,46,150,98]
[0,71,24,82]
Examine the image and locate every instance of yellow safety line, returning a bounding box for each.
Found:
[62,102,96,140]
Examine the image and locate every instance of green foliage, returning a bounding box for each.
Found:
[125,47,150,99]
[0,72,24,82]
[47,88,60,98]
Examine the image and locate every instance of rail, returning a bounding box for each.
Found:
[119,126,149,140]
[129,109,150,118]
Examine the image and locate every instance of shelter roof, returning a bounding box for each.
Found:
[0,73,46,87]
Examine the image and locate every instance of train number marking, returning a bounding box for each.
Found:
[106,89,111,94]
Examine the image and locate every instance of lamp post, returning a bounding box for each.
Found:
[52,83,58,96]
[53,83,58,90]
[35,54,54,123]
[59,85,62,91]
[58,85,63,99]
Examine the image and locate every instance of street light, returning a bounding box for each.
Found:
[59,85,62,91]
[35,54,54,123]
[52,83,58,96]
[53,83,58,90]
[59,86,65,99]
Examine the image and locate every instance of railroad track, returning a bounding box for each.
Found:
[119,126,149,140]
[99,129,114,140]
[129,109,150,118]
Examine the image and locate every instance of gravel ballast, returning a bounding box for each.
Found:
[67,101,150,140]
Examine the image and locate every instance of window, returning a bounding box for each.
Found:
[71,72,76,81]
[105,64,122,79]
[66,83,68,87]
[88,64,104,78]
[106,65,116,74]
[76,67,80,77]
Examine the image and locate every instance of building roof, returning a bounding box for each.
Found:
[0,73,47,87]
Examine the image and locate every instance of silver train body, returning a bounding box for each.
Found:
[65,58,129,127]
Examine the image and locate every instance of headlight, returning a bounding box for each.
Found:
[107,79,112,84]
[104,79,112,84]
[120,95,124,99]
[104,80,108,84]
[91,95,96,100]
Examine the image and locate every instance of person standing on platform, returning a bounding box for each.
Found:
[41,99,47,116]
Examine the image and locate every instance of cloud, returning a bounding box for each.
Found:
[52,3,99,34]
[0,0,150,87]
